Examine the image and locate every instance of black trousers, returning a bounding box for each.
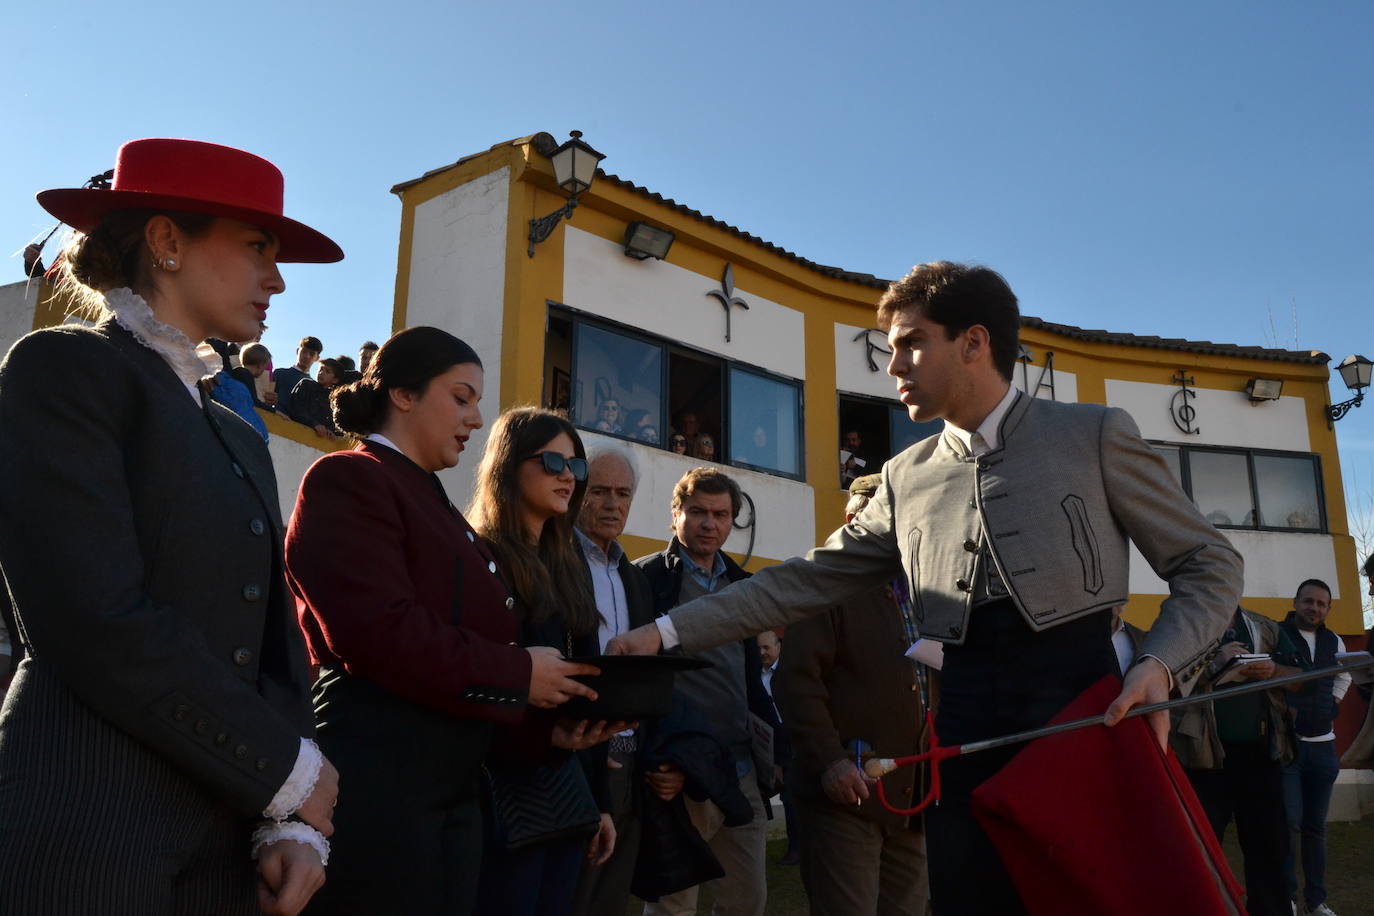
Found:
[1186,742,1290,916]
[304,668,492,916]
[926,600,1115,916]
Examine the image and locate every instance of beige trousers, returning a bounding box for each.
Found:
[643,768,768,916]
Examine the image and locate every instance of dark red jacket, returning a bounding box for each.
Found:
[285,440,531,720]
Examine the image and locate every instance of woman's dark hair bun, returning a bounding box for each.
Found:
[331,326,480,435]
[331,380,384,435]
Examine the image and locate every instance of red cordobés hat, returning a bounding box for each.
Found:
[37,138,343,263]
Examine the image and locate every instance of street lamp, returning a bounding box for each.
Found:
[527,130,606,257]
[1325,354,1374,426]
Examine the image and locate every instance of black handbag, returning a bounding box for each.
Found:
[486,755,601,850]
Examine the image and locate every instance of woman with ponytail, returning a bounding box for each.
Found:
[284,329,603,915]
[0,138,342,915]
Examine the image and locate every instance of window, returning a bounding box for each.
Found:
[544,305,805,478]
[838,393,942,486]
[729,367,801,476]
[1149,442,1325,533]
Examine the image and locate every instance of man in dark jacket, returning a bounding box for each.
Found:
[775,475,930,915]
[1279,579,1350,916]
[571,445,659,916]
[637,467,781,916]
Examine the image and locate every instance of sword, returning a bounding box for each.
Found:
[863,652,1373,815]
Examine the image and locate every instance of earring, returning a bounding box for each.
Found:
[164,258,177,270]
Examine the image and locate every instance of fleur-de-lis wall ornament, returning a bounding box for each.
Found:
[854,328,893,372]
[706,264,750,343]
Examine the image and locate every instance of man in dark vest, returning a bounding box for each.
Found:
[1279,578,1351,916]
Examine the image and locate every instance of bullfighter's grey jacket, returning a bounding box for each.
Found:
[671,391,1242,688]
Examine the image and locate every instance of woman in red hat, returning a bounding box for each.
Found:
[0,138,343,916]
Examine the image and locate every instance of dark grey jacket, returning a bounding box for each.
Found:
[0,320,313,818]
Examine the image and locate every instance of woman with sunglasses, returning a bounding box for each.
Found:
[0,139,341,915]
[283,333,601,916]
[469,407,625,916]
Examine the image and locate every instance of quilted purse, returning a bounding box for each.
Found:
[486,755,601,850]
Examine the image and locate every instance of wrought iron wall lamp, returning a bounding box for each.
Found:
[1326,354,1373,426]
[528,131,606,257]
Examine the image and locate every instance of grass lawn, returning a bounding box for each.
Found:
[623,820,1374,914]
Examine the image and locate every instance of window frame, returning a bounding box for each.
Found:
[1148,440,1327,534]
[546,302,807,481]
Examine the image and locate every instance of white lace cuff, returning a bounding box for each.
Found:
[262,737,323,821]
[251,820,330,866]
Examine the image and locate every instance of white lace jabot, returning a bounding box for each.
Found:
[103,287,214,388]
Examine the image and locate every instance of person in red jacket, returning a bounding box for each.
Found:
[284,327,601,915]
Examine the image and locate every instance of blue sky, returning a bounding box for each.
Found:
[6,1,1373,484]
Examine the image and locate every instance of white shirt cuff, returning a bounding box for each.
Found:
[655,615,681,651]
[1137,654,1175,691]
[262,737,323,821]
[251,820,330,866]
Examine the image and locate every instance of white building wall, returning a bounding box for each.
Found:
[1129,531,1340,601]
[1106,379,1311,451]
[267,433,333,525]
[405,166,511,505]
[833,322,1078,404]
[580,430,819,562]
[563,227,806,381]
[0,281,40,359]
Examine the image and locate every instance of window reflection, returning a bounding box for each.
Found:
[1254,455,1321,530]
[1188,451,1254,527]
[729,368,800,475]
[573,324,663,446]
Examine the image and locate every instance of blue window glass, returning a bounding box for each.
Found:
[729,368,801,475]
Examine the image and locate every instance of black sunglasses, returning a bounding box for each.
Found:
[669,436,687,445]
[525,451,588,481]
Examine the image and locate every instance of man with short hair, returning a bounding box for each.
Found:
[638,467,781,916]
[1279,579,1351,916]
[570,446,657,916]
[840,429,871,488]
[611,261,1243,913]
[358,341,378,374]
[1172,605,1300,916]
[232,343,278,411]
[272,335,322,419]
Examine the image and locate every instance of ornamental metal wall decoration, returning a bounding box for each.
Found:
[1170,370,1201,435]
[706,264,750,342]
[1017,346,1057,401]
[853,328,893,372]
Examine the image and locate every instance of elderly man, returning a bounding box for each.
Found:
[775,473,930,915]
[571,445,657,916]
[610,261,1242,913]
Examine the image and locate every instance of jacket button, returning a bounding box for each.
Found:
[956,578,971,592]
[488,561,497,574]
[977,461,989,471]
[242,585,261,601]
[963,539,978,552]
[231,462,245,479]
[173,704,190,721]
[968,499,977,509]
[234,745,248,759]
[232,647,253,666]
[255,758,269,772]
[505,597,515,610]
[215,733,229,745]
[249,519,266,536]
[467,531,476,542]
[194,718,209,735]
